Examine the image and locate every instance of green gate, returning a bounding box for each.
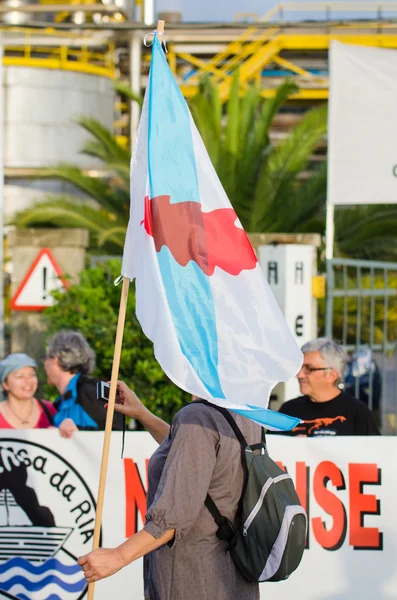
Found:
[325,258,397,434]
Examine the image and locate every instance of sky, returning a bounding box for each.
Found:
[155,0,397,23]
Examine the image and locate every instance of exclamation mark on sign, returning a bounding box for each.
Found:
[43,267,47,300]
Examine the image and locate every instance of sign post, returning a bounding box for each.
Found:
[258,244,313,404]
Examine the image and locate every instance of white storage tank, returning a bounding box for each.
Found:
[4,67,114,169]
[2,34,115,218]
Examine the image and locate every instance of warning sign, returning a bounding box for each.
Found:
[11,248,69,311]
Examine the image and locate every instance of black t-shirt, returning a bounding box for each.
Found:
[279,391,380,436]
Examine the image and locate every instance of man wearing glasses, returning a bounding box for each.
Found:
[279,338,380,436]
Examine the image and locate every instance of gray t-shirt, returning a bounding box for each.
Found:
[143,401,261,600]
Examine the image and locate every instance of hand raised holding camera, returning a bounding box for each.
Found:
[102,380,170,444]
[107,381,145,421]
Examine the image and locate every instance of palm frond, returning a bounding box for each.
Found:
[220,71,241,196]
[233,81,298,228]
[190,75,222,166]
[97,226,127,246]
[250,105,327,231]
[224,71,240,156]
[258,80,298,143]
[12,196,112,229]
[76,117,130,164]
[283,164,327,232]
[11,196,126,252]
[108,162,131,188]
[113,80,144,108]
[238,85,261,153]
[79,139,112,163]
[48,164,128,215]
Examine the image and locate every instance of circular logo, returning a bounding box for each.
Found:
[393,165,397,178]
[0,439,97,600]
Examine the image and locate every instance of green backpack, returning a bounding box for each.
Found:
[200,401,307,583]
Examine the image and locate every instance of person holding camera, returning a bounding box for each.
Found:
[44,330,124,432]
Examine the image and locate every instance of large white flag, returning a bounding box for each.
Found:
[121,35,302,430]
[328,40,397,206]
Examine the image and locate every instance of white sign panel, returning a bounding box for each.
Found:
[0,432,395,600]
[328,40,397,205]
[258,244,313,401]
[11,248,68,311]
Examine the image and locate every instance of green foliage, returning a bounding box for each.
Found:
[43,260,189,422]
[12,77,327,253]
[189,74,327,233]
[317,272,397,344]
[12,118,131,254]
[113,80,143,108]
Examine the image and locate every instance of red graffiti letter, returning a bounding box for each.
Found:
[312,461,347,551]
[349,463,382,550]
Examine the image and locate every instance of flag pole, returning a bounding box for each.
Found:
[87,276,130,600]
[87,21,165,598]
[157,19,165,43]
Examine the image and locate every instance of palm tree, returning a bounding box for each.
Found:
[13,75,328,253]
[13,74,397,260]
[189,74,327,234]
[12,116,130,254]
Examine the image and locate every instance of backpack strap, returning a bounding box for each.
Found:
[37,400,54,426]
[194,399,248,448]
[195,399,252,542]
[204,493,237,545]
[262,427,267,446]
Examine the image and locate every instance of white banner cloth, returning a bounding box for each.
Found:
[0,431,396,599]
[328,40,397,205]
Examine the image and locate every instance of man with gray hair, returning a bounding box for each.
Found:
[279,338,380,436]
[44,330,123,431]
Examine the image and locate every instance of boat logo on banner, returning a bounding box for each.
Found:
[11,248,69,312]
[0,439,97,600]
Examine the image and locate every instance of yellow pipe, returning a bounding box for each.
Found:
[2,56,114,78]
[273,55,315,78]
[177,51,231,82]
[181,84,329,101]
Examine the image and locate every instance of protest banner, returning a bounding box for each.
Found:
[0,431,395,600]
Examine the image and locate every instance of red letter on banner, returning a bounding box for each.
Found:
[124,459,147,537]
[312,461,347,551]
[349,463,382,550]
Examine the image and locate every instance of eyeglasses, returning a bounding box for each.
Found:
[301,365,332,375]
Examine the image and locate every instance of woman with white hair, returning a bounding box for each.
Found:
[44,330,124,431]
[279,338,380,436]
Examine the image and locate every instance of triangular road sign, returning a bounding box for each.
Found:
[11,248,69,311]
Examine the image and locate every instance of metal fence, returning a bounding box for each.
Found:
[325,258,397,435]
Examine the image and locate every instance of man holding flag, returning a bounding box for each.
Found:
[79,27,302,598]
